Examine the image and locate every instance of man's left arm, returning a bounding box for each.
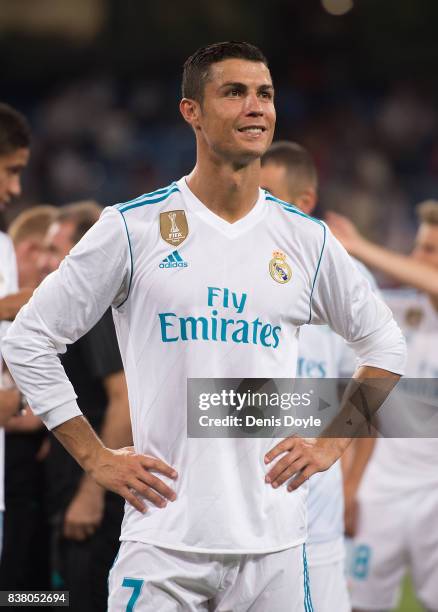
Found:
[265,225,406,490]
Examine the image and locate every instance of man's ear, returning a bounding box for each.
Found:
[179,98,201,130]
[297,188,317,215]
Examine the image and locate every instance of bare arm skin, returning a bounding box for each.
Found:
[0,388,20,427]
[0,288,33,321]
[341,437,376,536]
[326,211,438,297]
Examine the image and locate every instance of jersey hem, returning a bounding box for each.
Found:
[118,535,306,555]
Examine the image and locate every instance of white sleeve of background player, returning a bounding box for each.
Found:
[310,225,406,375]
[2,206,132,430]
[0,235,18,356]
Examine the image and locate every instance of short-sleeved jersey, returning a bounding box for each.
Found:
[360,289,438,499]
[0,232,18,512]
[3,178,405,553]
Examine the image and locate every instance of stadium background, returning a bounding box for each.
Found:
[1,1,434,609]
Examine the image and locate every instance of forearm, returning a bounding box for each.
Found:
[344,437,375,489]
[52,415,105,474]
[353,240,438,295]
[99,398,133,449]
[0,389,20,427]
[322,366,400,453]
[0,289,33,321]
[79,395,132,495]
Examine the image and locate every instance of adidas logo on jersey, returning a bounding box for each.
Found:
[159,250,188,268]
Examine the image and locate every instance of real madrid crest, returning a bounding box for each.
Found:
[160,210,189,247]
[269,250,292,284]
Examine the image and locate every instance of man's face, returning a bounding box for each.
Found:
[194,59,276,164]
[260,162,290,201]
[38,220,75,277]
[0,148,30,209]
[412,223,438,269]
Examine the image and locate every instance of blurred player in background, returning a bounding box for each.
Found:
[0,103,31,556]
[261,141,375,612]
[0,206,56,591]
[328,203,438,612]
[3,42,405,611]
[37,201,132,612]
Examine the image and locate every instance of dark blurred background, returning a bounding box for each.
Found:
[2,0,438,250]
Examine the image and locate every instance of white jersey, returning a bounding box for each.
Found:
[360,289,438,499]
[303,261,380,547]
[0,232,18,512]
[3,178,405,553]
[298,325,346,547]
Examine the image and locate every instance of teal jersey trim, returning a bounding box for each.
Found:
[308,222,327,323]
[265,193,324,228]
[115,183,175,209]
[303,544,314,612]
[115,209,134,308]
[117,183,180,213]
[266,193,326,323]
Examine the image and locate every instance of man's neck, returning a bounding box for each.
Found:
[186,153,261,223]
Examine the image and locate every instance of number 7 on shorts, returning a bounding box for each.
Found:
[122,578,144,611]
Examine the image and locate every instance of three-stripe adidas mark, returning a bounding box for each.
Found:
[159,250,188,269]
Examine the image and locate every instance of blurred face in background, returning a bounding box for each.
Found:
[184,59,275,165]
[260,161,317,215]
[38,220,76,277]
[260,162,290,202]
[15,233,49,289]
[412,223,438,269]
[0,148,30,209]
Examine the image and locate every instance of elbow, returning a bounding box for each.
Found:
[349,325,407,377]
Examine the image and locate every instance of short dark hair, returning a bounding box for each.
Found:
[57,200,103,244]
[262,141,318,200]
[182,41,269,102]
[0,103,31,157]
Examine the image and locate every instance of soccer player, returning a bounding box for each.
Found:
[0,102,31,555]
[261,141,375,612]
[3,43,405,611]
[0,206,56,590]
[327,202,438,612]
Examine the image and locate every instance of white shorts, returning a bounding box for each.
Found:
[349,488,438,611]
[108,541,314,611]
[307,539,351,612]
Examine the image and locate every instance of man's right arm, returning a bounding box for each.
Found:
[2,207,177,509]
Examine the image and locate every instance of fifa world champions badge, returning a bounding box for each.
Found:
[160,210,189,246]
[269,250,292,284]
